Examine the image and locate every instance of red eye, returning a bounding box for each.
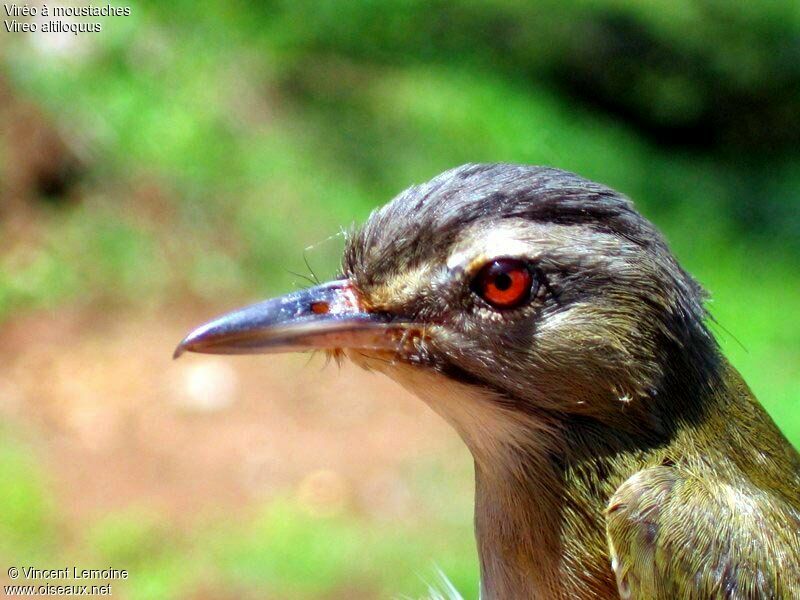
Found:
[471,259,535,309]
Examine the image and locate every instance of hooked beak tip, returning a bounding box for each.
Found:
[173,324,218,359]
[172,344,187,360]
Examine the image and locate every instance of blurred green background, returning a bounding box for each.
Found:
[1,1,798,598]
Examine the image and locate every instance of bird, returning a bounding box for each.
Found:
[175,164,800,599]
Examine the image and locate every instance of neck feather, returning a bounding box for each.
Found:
[472,352,730,599]
[373,345,737,599]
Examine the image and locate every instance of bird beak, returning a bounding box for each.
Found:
[174,280,403,358]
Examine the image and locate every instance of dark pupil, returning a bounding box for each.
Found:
[493,272,512,291]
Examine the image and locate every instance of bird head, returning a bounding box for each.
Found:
[176,164,717,457]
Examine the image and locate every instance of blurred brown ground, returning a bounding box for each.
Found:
[0,305,461,526]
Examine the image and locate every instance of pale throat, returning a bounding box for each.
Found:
[357,357,570,598]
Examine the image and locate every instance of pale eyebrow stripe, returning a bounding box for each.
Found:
[446,229,532,273]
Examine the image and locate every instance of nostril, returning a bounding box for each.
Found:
[310,301,330,314]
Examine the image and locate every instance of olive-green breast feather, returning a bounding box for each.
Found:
[606,465,800,599]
